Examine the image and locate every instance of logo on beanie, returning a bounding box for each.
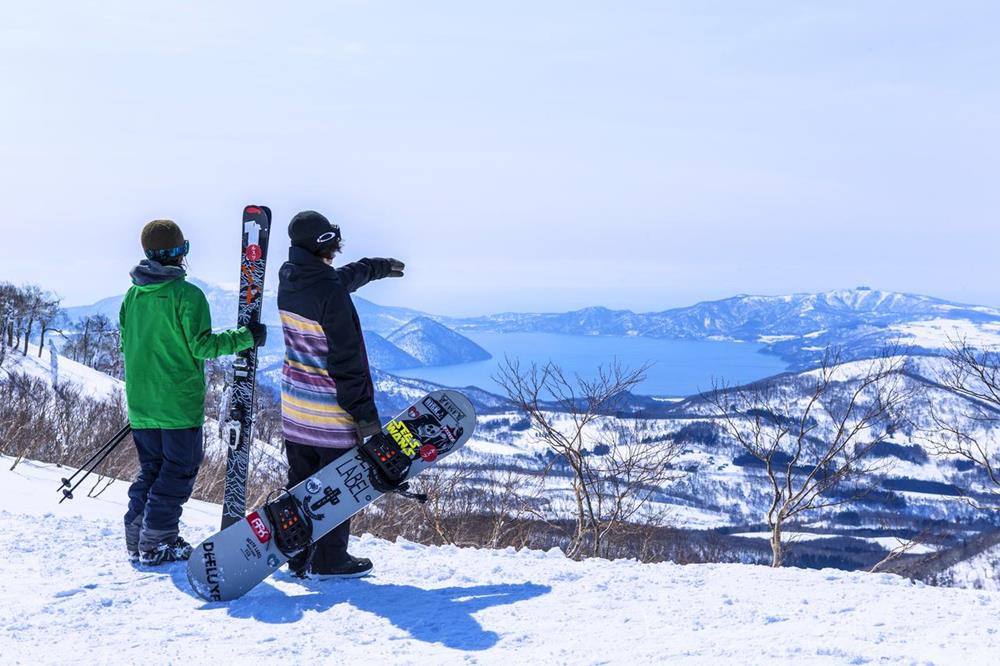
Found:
[316,231,338,243]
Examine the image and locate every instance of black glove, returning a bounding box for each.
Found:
[387,258,405,278]
[247,322,267,347]
[355,419,382,441]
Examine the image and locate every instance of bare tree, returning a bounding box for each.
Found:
[869,528,932,574]
[495,358,680,559]
[0,282,17,364]
[924,338,1000,494]
[413,461,544,549]
[64,314,122,376]
[19,285,44,355]
[3,286,28,351]
[708,349,913,567]
[36,294,63,358]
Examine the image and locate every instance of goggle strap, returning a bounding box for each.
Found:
[145,240,190,260]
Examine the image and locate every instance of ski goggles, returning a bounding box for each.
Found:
[316,225,341,247]
[145,240,190,260]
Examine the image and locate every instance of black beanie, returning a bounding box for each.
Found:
[288,210,341,254]
[141,219,186,253]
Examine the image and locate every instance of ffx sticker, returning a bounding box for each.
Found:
[246,511,271,544]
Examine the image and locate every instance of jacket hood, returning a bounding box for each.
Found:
[279,245,336,290]
[130,259,186,287]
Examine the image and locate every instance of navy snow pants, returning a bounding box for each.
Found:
[285,441,352,574]
[124,427,204,549]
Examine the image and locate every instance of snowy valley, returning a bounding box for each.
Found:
[12,286,1000,584]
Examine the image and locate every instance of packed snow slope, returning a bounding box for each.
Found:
[3,458,1000,665]
[1,342,122,399]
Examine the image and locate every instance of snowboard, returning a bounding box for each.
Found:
[188,389,476,601]
[221,204,272,529]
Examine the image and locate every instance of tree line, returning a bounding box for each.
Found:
[0,282,122,378]
[0,282,62,363]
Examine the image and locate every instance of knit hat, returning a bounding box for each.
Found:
[288,210,341,255]
[141,219,189,260]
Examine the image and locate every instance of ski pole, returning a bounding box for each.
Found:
[60,438,124,503]
[59,426,132,503]
[57,423,131,491]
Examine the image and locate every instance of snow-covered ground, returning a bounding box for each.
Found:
[936,543,1000,593]
[1,342,122,399]
[732,531,939,555]
[3,457,1000,665]
[890,318,1000,349]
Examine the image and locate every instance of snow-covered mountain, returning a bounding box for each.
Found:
[452,288,1000,338]
[4,456,1000,665]
[449,287,1000,367]
[66,283,1000,374]
[386,317,492,367]
[362,330,423,370]
[0,342,122,400]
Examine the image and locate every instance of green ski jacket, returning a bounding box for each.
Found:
[120,265,253,429]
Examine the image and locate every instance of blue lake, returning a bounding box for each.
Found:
[393,331,788,397]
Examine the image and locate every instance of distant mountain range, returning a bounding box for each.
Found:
[65,279,490,373]
[66,283,1000,374]
[449,288,1000,337]
[445,287,1000,368]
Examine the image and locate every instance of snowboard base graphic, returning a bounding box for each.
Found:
[187,390,476,601]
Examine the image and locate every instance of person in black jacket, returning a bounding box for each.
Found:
[277,210,403,578]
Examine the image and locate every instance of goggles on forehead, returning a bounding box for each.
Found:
[145,240,190,260]
[316,225,341,246]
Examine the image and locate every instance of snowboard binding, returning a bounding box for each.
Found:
[359,431,413,489]
[359,431,428,502]
[263,490,313,556]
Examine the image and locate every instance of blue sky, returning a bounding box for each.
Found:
[2,1,998,315]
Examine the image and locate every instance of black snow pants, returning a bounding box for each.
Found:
[285,440,353,574]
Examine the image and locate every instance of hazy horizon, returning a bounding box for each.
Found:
[62,274,1000,320]
[3,2,999,316]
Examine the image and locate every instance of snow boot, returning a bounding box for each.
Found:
[139,536,193,566]
[125,516,141,563]
[310,554,373,579]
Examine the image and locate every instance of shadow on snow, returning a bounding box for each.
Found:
[165,564,550,652]
[232,575,550,651]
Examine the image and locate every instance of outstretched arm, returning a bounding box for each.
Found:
[336,257,404,293]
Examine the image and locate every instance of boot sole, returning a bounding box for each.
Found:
[309,568,373,580]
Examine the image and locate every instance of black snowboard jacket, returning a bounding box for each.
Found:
[277,246,395,430]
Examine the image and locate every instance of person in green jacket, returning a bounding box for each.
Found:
[120,219,266,565]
